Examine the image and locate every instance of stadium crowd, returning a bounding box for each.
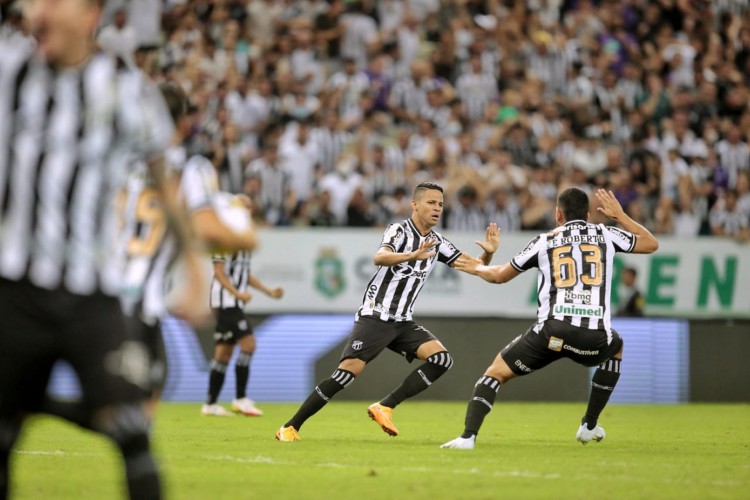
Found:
[4,0,750,240]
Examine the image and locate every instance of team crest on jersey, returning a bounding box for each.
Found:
[315,247,346,298]
[352,340,363,350]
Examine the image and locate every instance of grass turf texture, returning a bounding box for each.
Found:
[11,402,750,499]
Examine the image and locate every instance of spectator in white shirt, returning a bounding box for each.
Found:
[97,8,138,68]
[279,121,321,204]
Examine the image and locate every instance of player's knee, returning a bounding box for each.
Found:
[339,357,365,377]
[92,403,151,450]
[426,351,453,371]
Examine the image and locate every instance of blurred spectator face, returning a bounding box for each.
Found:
[492,189,508,208]
[343,58,357,75]
[113,9,127,29]
[297,123,309,143]
[427,88,443,107]
[622,268,637,287]
[224,123,238,143]
[725,191,738,211]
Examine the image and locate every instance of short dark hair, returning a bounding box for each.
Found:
[158,82,189,123]
[413,182,443,200]
[557,187,589,222]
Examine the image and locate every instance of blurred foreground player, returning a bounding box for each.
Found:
[441,188,658,449]
[0,0,186,498]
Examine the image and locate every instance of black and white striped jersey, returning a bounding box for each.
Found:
[119,159,176,323]
[358,218,461,322]
[510,220,637,333]
[120,147,220,323]
[210,250,251,310]
[0,39,173,296]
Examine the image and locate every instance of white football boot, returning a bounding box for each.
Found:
[201,404,234,417]
[576,423,606,444]
[440,435,476,449]
[231,398,263,416]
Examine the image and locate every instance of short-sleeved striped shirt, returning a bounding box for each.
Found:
[357,218,461,322]
[0,39,173,296]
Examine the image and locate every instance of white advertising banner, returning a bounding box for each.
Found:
[240,228,750,319]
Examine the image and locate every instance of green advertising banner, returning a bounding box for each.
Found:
[242,229,750,319]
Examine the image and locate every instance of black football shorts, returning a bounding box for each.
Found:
[339,315,438,363]
[213,306,252,344]
[501,319,624,376]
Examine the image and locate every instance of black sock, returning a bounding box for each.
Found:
[286,369,355,430]
[96,404,161,500]
[0,421,20,500]
[0,448,8,500]
[207,360,227,405]
[120,434,161,500]
[583,359,621,430]
[380,351,453,409]
[461,375,502,439]
[235,351,253,400]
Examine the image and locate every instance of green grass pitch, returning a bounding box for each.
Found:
[11,402,750,499]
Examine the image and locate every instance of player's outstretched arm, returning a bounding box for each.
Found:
[474,223,500,265]
[373,237,437,267]
[453,254,521,284]
[149,159,210,326]
[595,189,659,254]
[192,209,257,252]
[248,274,284,299]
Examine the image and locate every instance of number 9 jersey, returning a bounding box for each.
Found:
[510,219,637,333]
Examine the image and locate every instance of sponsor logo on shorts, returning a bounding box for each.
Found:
[214,331,233,342]
[514,359,532,373]
[351,340,363,351]
[238,320,248,330]
[563,345,600,356]
[548,336,563,352]
[553,303,603,318]
[564,289,592,304]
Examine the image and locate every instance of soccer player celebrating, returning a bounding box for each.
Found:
[441,188,658,449]
[203,194,285,417]
[276,182,499,441]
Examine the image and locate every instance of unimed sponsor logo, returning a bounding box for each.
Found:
[553,303,604,318]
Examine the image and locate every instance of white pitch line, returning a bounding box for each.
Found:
[14,450,101,457]
[206,455,560,480]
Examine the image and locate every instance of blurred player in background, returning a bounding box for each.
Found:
[0,0,197,498]
[441,188,658,450]
[43,83,260,429]
[203,194,284,417]
[276,182,499,441]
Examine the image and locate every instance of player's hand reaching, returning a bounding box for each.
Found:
[453,253,482,274]
[596,189,625,221]
[236,291,252,303]
[475,223,500,254]
[267,287,284,299]
[413,237,437,261]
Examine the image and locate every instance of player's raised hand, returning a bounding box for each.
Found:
[453,253,482,273]
[596,189,625,221]
[413,237,437,261]
[268,286,284,299]
[475,223,500,254]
